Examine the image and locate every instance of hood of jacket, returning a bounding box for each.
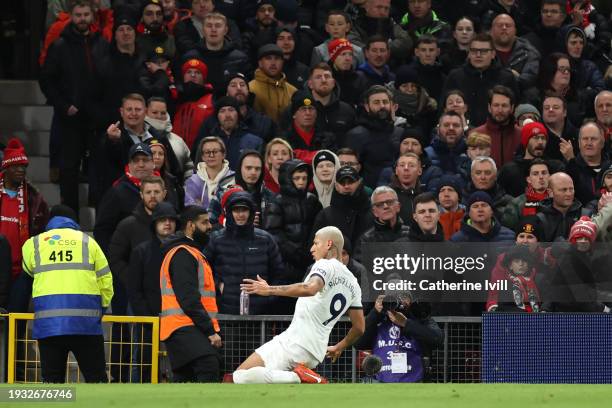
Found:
[61,22,101,44]
[235,150,265,192]
[196,159,232,183]
[312,149,340,207]
[430,135,467,155]
[161,231,202,254]
[45,216,80,232]
[224,190,256,235]
[459,216,503,240]
[279,159,311,199]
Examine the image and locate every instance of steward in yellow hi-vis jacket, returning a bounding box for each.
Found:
[21,205,113,383]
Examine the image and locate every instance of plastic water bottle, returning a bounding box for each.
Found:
[240,290,250,315]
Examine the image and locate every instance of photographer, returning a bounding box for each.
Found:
[357,293,442,383]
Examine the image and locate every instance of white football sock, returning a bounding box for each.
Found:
[233,367,300,384]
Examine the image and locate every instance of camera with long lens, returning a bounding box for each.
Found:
[382,293,431,320]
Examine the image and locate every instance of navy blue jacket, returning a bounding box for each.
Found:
[204,192,285,315]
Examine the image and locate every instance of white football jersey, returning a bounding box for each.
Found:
[282,258,363,362]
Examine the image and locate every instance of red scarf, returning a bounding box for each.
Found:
[522,184,549,216]
[294,123,314,147]
[117,165,161,188]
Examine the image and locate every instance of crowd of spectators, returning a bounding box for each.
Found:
[2,0,612,380]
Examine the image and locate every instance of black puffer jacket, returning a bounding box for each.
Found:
[263,160,323,283]
[353,216,411,263]
[311,182,374,250]
[344,116,404,188]
[204,191,285,315]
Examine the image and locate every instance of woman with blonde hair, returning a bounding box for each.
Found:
[263,138,293,194]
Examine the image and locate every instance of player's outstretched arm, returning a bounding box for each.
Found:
[326,308,365,362]
[241,275,324,298]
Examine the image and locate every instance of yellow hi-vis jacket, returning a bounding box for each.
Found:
[22,227,113,339]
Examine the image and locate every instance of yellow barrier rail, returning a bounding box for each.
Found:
[6,313,160,384]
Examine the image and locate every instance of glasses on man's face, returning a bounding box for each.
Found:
[469,48,492,55]
[557,66,571,74]
[372,199,397,209]
[203,149,222,157]
[340,161,358,167]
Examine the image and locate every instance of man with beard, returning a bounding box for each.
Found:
[502,159,552,230]
[542,94,579,161]
[160,205,222,382]
[172,58,214,149]
[181,12,250,93]
[594,91,612,141]
[191,96,263,171]
[349,0,412,61]
[490,14,540,91]
[249,44,297,125]
[498,121,564,197]
[204,191,284,315]
[357,36,395,89]
[442,33,519,127]
[344,86,403,188]
[198,73,277,143]
[242,0,278,63]
[425,112,469,181]
[276,27,310,90]
[470,85,521,167]
[353,186,410,263]
[136,0,176,59]
[39,0,108,215]
[561,122,612,206]
[306,64,356,146]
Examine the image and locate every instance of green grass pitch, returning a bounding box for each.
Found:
[2,384,612,408]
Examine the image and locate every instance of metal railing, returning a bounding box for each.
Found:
[1,313,482,383]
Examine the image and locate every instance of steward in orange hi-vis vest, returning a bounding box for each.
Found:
[160,244,219,340]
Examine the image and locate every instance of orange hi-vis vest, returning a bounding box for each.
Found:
[159,244,220,341]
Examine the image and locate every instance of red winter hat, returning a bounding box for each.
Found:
[569,216,597,244]
[2,138,29,169]
[328,38,353,63]
[521,121,548,148]
[181,59,208,80]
